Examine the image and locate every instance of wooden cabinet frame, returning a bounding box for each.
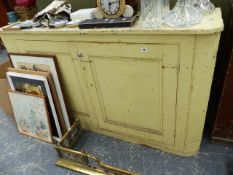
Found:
[0,9,223,156]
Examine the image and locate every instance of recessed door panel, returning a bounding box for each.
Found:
[93,58,163,134]
[89,44,179,145]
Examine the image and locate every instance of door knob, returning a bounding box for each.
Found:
[77,52,84,58]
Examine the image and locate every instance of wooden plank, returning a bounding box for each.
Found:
[184,33,221,152]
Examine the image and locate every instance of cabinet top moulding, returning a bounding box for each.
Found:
[0,8,223,35]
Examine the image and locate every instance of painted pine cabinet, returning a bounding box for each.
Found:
[0,9,223,156]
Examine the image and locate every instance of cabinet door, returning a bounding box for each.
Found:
[85,43,179,145]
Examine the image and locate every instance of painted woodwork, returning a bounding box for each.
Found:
[0,9,223,156]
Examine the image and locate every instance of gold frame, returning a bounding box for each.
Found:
[54,121,139,175]
[97,0,126,18]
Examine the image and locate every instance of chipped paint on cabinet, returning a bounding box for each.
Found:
[0,9,223,156]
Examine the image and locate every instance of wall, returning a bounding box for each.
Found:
[0,1,9,27]
[212,0,230,23]
[0,0,16,27]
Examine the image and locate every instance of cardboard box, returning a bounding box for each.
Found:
[0,60,13,116]
[0,59,11,79]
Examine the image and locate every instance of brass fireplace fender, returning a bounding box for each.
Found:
[54,120,139,175]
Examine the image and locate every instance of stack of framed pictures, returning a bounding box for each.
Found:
[7,54,71,143]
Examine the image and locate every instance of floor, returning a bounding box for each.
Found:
[1,50,233,175]
[0,108,233,175]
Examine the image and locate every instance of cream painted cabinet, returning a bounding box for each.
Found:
[0,9,223,156]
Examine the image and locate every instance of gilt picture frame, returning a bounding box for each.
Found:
[9,53,71,130]
[6,71,63,141]
[8,91,53,143]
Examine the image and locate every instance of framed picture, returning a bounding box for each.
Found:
[8,91,53,143]
[9,53,71,129]
[7,67,68,134]
[6,71,63,141]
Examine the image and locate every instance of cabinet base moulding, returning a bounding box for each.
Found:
[82,123,199,157]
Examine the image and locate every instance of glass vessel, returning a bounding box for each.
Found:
[162,0,170,19]
[164,0,202,27]
[141,0,170,28]
[192,0,215,14]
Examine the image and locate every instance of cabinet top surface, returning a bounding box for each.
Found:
[0,8,223,35]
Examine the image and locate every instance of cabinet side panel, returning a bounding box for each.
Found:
[185,33,221,152]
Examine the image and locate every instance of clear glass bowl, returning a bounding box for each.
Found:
[192,0,215,14]
[164,0,202,27]
[141,0,170,28]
